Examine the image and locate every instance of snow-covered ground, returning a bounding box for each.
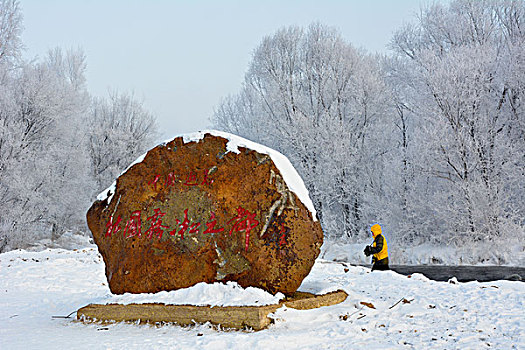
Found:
[1,245,523,349]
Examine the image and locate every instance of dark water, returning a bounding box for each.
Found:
[387,265,524,282]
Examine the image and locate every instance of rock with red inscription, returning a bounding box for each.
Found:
[86,131,323,295]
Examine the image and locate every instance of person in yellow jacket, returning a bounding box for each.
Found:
[364,223,389,271]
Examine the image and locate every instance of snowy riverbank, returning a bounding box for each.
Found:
[322,238,525,266]
[1,245,523,349]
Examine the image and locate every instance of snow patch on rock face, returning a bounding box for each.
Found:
[178,130,317,221]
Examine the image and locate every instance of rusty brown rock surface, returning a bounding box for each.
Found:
[87,132,323,295]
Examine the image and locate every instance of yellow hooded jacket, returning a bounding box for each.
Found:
[370,224,388,261]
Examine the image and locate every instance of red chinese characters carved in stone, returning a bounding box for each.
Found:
[279,223,288,247]
[201,169,214,185]
[147,169,215,191]
[203,212,224,234]
[148,174,161,191]
[144,208,169,240]
[105,215,122,237]
[165,172,177,188]
[227,207,259,252]
[183,172,199,186]
[123,210,142,238]
[170,209,201,240]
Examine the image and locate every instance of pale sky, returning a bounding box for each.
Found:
[21,0,435,139]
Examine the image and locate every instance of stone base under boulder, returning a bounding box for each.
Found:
[77,290,348,331]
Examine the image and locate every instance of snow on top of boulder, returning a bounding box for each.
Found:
[96,181,116,203]
[178,130,317,221]
[97,130,317,221]
[96,182,115,202]
[96,153,147,204]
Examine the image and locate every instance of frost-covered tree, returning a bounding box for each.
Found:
[39,48,92,239]
[87,91,157,192]
[0,0,158,252]
[214,2,524,255]
[213,23,391,238]
[0,0,22,68]
[0,48,92,248]
[388,0,525,247]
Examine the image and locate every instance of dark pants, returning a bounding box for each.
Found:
[372,257,389,271]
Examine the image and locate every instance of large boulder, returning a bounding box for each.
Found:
[87,131,323,295]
